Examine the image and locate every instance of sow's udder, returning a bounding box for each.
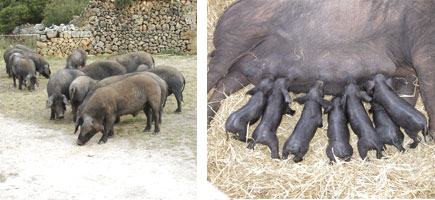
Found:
[242,42,397,95]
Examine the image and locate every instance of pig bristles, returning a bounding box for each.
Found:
[207,83,434,199]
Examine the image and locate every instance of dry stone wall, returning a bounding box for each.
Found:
[35,0,196,57]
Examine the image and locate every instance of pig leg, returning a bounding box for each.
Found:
[237,125,248,142]
[394,143,406,152]
[151,105,160,134]
[174,92,182,113]
[412,50,435,139]
[357,140,368,160]
[392,138,405,152]
[18,76,23,90]
[72,105,77,122]
[50,109,55,120]
[12,74,17,88]
[208,70,250,126]
[375,146,383,159]
[404,129,421,148]
[98,116,115,144]
[143,105,152,132]
[248,134,280,159]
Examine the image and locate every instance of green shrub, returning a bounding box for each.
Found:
[42,0,88,26]
[0,0,48,34]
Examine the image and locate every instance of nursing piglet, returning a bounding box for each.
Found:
[343,81,383,160]
[247,76,293,159]
[225,75,275,142]
[282,80,331,162]
[324,97,353,163]
[366,74,427,148]
[370,101,405,152]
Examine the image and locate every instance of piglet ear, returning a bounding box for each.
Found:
[340,95,347,111]
[246,87,258,95]
[365,80,375,95]
[293,95,307,105]
[281,88,292,103]
[360,91,372,103]
[318,99,333,114]
[285,104,296,116]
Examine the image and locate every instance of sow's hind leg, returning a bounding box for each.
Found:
[412,47,435,139]
[207,70,250,126]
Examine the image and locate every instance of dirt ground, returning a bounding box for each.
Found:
[0,54,197,199]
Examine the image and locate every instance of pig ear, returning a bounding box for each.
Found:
[62,94,70,105]
[359,91,372,103]
[281,88,292,103]
[285,104,296,116]
[340,95,347,110]
[246,87,258,95]
[293,95,307,105]
[46,96,54,108]
[321,100,333,114]
[93,120,104,132]
[74,117,83,134]
[318,98,333,114]
[365,80,375,95]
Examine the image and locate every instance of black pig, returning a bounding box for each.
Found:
[47,68,85,120]
[366,74,428,148]
[75,73,162,145]
[342,81,383,160]
[225,75,275,142]
[247,76,293,159]
[324,97,353,163]
[369,101,405,152]
[282,80,331,162]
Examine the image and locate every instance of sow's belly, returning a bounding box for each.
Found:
[239,41,397,96]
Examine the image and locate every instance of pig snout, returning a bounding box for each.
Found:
[76,139,84,146]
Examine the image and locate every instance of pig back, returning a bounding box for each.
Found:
[88,74,162,116]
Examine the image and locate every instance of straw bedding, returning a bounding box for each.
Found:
[207,86,435,198]
[207,1,434,198]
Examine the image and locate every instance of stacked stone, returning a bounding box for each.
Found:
[33,0,196,57]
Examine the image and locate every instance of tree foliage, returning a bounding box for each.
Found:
[0,0,48,34]
[42,0,88,27]
[0,0,88,34]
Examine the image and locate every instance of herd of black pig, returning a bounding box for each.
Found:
[226,74,428,163]
[4,44,185,145]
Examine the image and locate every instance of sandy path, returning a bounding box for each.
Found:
[0,113,196,200]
